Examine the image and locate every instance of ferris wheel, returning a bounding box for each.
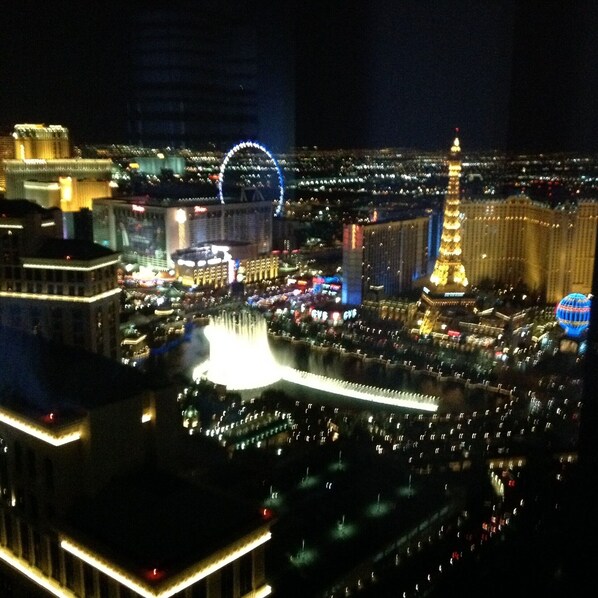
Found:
[218,140,285,216]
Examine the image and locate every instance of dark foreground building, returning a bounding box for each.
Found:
[0,327,272,597]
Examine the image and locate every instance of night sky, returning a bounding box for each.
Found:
[2,0,597,152]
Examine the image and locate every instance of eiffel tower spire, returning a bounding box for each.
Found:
[429,131,469,290]
[419,132,475,335]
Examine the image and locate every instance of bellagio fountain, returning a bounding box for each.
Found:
[193,310,282,394]
[192,309,438,412]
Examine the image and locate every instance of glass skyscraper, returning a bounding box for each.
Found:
[126,1,295,152]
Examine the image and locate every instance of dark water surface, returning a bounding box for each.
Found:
[268,336,495,410]
[161,327,495,410]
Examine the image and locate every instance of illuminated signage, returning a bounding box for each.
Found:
[311,309,329,322]
[235,263,246,283]
[343,308,358,320]
[312,307,357,323]
[132,204,145,213]
[228,259,237,284]
[443,292,465,297]
[194,206,208,213]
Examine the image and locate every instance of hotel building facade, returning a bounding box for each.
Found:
[0,200,121,361]
[11,124,71,161]
[461,195,598,304]
[3,124,114,218]
[342,216,430,306]
[0,134,15,192]
[93,190,273,272]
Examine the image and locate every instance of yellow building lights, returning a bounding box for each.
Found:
[0,546,77,598]
[60,528,272,598]
[22,258,120,271]
[427,135,469,291]
[0,287,121,304]
[0,407,82,446]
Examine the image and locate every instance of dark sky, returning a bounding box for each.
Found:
[2,0,597,152]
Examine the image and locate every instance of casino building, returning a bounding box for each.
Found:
[341,216,430,306]
[3,124,114,238]
[460,195,598,304]
[92,189,273,272]
[171,243,278,289]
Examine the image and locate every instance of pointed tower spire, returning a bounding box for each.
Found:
[428,132,468,290]
[451,127,460,152]
[418,132,474,335]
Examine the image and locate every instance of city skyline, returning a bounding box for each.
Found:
[1,2,598,596]
[2,1,598,152]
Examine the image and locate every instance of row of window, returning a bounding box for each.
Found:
[23,267,116,282]
[2,280,116,296]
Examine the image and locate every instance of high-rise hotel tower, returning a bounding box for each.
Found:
[0,200,121,361]
[12,123,70,160]
[4,124,114,229]
[342,216,430,306]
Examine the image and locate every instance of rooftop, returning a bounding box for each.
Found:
[0,198,59,218]
[23,237,118,261]
[97,187,268,209]
[63,467,266,581]
[0,327,157,418]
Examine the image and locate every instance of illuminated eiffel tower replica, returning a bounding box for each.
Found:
[419,133,476,335]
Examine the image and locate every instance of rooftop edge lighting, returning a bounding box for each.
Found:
[22,258,119,271]
[0,408,82,446]
[250,586,273,598]
[0,287,121,303]
[23,182,61,190]
[61,529,271,598]
[0,546,76,597]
